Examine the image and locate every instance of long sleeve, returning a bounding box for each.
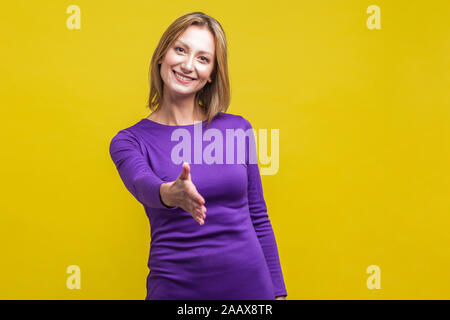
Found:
[109,129,179,210]
[243,117,287,298]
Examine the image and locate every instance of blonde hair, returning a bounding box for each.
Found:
[147,12,231,127]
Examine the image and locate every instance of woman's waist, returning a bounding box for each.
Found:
[148,236,266,274]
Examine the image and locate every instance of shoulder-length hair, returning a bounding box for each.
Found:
[147,12,230,127]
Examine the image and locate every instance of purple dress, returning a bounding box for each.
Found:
[109,112,287,300]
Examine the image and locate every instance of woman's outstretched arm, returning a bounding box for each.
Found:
[109,129,178,210]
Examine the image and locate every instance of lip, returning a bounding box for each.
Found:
[173,70,196,84]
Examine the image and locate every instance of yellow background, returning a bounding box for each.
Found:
[1,0,449,299]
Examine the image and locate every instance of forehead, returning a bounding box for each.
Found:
[175,25,215,56]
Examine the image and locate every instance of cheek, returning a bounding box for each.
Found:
[162,52,179,67]
[160,65,171,81]
[198,66,214,79]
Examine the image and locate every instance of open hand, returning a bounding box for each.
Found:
[160,162,207,225]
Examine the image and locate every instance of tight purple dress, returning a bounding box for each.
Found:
[109,112,287,300]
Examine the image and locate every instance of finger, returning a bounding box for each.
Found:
[192,212,204,225]
[188,199,205,219]
[195,207,206,219]
[191,201,205,219]
[190,198,206,219]
[188,191,204,209]
[178,162,190,180]
[195,196,205,206]
[190,189,205,205]
[200,205,207,217]
[184,162,191,181]
[198,194,205,205]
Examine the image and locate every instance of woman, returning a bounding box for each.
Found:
[109,12,287,300]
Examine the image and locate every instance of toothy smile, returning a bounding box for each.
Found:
[173,70,196,81]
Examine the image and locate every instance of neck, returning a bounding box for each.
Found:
[151,92,206,126]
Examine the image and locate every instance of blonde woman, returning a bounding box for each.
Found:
[109,12,287,300]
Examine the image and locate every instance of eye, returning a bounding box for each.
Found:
[175,46,209,63]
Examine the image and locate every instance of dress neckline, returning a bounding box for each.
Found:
[141,117,208,128]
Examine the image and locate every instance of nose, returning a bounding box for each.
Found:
[180,55,194,74]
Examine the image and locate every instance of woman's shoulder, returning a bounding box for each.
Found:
[215,112,252,128]
[109,119,150,150]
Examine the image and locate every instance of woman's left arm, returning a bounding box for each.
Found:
[242,116,288,299]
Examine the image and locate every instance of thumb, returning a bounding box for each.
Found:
[178,162,191,181]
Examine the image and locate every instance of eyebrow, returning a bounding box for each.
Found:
[175,40,213,56]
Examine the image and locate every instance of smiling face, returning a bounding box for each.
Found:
[159,25,216,98]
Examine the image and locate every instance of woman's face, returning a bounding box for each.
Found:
[159,25,215,98]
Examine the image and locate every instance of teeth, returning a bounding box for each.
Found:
[174,71,194,81]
